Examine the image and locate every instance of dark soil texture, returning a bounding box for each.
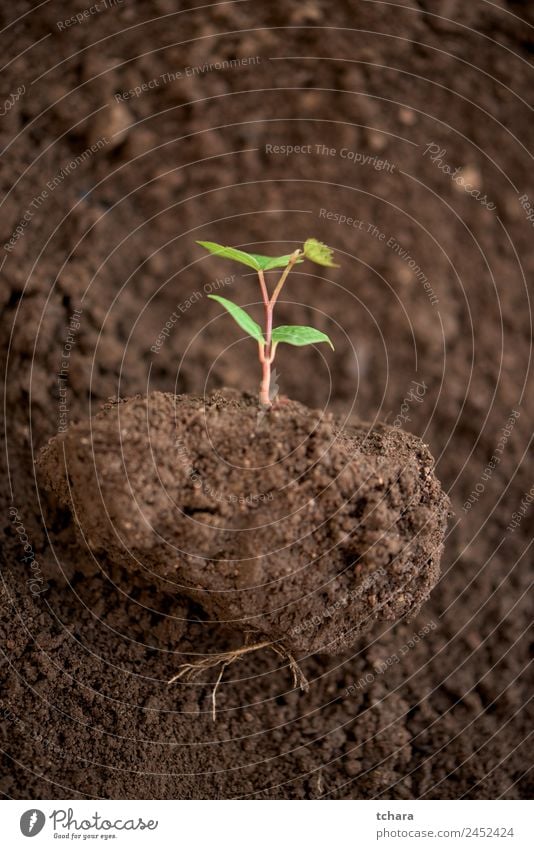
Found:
[1,0,533,800]
[37,389,449,655]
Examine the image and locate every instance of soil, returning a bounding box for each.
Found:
[37,389,449,655]
[1,0,533,800]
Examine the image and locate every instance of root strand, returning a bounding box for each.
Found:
[168,638,309,719]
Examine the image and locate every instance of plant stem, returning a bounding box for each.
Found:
[258,268,273,406]
[257,268,269,307]
[270,249,301,309]
[258,268,273,357]
[259,351,271,406]
[256,250,301,407]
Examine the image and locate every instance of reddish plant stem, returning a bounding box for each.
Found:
[257,268,269,310]
[258,269,272,358]
[270,250,300,309]
[258,268,273,406]
[259,349,271,406]
[257,250,301,407]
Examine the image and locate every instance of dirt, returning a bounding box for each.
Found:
[37,389,449,656]
[1,0,533,800]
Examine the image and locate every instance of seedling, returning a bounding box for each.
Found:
[198,238,338,406]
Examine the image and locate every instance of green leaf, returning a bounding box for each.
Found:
[303,238,339,267]
[197,240,303,271]
[208,295,264,343]
[252,252,304,271]
[198,241,262,270]
[271,325,334,350]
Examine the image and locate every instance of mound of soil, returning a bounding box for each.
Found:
[37,390,449,655]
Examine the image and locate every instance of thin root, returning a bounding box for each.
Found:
[168,638,309,720]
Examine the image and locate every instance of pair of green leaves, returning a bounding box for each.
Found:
[197,241,304,272]
[207,295,334,351]
[197,238,338,270]
[208,295,334,350]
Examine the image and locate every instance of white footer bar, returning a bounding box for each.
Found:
[4,799,531,848]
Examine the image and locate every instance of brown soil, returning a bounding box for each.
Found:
[37,389,449,655]
[1,0,533,800]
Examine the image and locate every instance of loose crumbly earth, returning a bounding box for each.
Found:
[1,0,533,800]
[37,390,449,655]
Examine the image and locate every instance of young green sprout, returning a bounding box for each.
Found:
[198,238,338,407]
